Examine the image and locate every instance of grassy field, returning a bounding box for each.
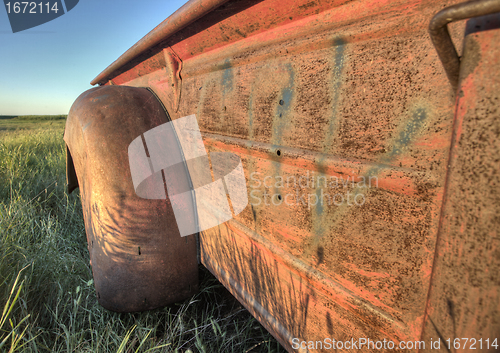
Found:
[0,116,286,352]
[0,115,66,133]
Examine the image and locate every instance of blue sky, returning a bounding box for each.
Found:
[0,0,188,115]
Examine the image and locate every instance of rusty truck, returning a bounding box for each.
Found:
[64,0,500,351]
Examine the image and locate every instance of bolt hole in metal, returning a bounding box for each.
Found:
[276,149,281,156]
[277,194,282,201]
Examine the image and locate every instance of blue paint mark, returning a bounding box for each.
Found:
[272,63,295,147]
[271,63,295,198]
[384,108,427,161]
[365,107,428,179]
[313,37,347,240]
[314,187,325,218]
[221,59,233,95]
[322,37,347,153]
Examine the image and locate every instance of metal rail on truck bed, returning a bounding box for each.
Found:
[69,0,500,351]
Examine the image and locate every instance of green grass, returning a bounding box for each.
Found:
[0,118,286,352]
[0,116,66,133]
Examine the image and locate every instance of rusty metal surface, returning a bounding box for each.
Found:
[64,85,198,312]
[82,0,500,350]
[422,13,500,349]
[429,0,500,91]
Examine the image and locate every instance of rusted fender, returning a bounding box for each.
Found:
[64,85,199,312]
